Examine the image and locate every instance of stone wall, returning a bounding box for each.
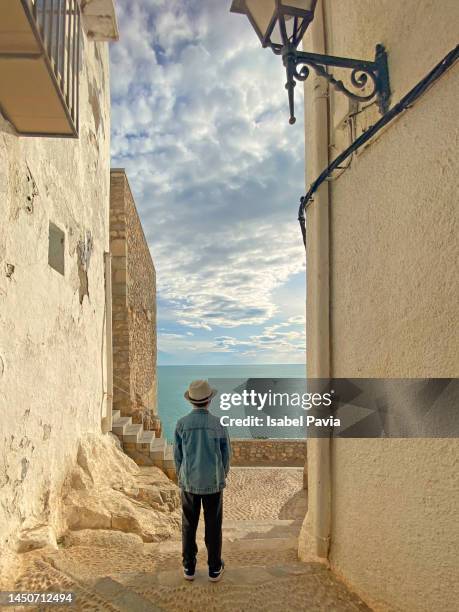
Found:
[110,170,157,425]
[0,34,111,577]
[231,439,307,467]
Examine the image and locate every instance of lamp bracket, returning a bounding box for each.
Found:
[281,44,391,124]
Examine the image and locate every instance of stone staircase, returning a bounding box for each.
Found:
[11,468,371,611]
[111,409,176,480]
[112,525,370,612]
[22,518,371,611]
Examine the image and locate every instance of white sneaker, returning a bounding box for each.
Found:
[183,566,195,581]
[209,561,225,582]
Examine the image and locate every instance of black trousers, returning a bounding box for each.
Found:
[181,490,223,571]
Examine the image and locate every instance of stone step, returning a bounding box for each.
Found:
[224,535,299,554]
[112,409,121,421]
[137,430,156,451]
[163,444,175,467]
[163,445,176,480]
[108,548,371,610]
[139,430,156,441]
[122,423,143,443]
[127,560,322,590]
[220,519,301,542]
[112,416,132,436]
[149,438,167,472]
[150,437,166,459]
[156,534,299,556]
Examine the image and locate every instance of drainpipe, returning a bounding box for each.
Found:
[298,0,332,562]
[101,251,114,434]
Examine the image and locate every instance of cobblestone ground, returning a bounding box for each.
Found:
[10,468,371,611]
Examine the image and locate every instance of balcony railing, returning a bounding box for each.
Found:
[0,0,82,136]
[32,0,81,133]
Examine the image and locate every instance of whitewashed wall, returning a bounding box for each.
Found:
[0,32,111,576]
[302,2,459,610]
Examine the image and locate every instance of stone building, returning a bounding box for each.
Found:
[110,169,159,434]
[297,2,458,612]
[0,0,118,577]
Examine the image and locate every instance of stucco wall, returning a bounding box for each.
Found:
[302,2,459,610]
[330,438,458,612]
[110,170,157,421]
[325,2,459,379]
[0,33,111,575]
[231,439,307,467]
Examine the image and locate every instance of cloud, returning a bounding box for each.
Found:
[111,1,306,360]
[212,316,305,357]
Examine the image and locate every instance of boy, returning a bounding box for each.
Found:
[173,379,231,582]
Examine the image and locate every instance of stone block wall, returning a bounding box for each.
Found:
[110,170,158,426]
[231,439,307,467]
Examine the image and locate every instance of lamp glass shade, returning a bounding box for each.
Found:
[279,0,316,12]
[244,0,316,48]
[269,21,283,46]
[244,0,277,44]
[268,17,296,46]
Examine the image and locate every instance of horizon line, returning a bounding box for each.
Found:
[157,363,306,367]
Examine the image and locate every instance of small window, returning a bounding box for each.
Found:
[48,222,65,275]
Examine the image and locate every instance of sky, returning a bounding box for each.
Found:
[109,0,306,365]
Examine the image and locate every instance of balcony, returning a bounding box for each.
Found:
[0,0,81,137]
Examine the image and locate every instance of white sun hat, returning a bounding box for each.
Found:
[184,379,217,406]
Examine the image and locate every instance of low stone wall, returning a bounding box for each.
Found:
[231,439,307,467]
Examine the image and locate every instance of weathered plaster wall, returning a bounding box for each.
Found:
[110,170,157,422]
[0,34,111,575]
[231,439,307,467]
[325,0,459,379]
[330,438,458,612]
[302,2,459,611]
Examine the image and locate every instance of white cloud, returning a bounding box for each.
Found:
[111,1,306,360]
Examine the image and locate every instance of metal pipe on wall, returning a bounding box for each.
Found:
[298,0,332,562]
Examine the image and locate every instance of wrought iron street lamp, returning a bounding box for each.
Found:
[231,0,391,124]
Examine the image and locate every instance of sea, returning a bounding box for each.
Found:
[158,364,306,442]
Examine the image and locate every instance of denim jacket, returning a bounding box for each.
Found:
[173,408,231,494]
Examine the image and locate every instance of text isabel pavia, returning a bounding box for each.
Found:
[218,390,340,428]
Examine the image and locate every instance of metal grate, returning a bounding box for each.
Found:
[27,0,81,133]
